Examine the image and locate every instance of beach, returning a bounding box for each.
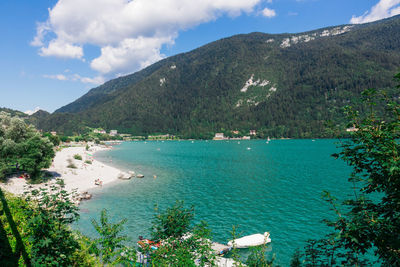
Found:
[0,143,127,196]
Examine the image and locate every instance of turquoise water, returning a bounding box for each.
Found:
[75,139,352,265]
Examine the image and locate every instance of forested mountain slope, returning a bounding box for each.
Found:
[39,15,400,138]
[0,107,27,118]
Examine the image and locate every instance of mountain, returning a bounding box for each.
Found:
[0,107,27,118]
[39,15,400,138]
[27,110,51,129]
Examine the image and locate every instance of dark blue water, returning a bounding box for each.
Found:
[75,139,353,265]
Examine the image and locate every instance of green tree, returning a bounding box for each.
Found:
[151,200,195,240]
[91,208,136,265]
[290,249,302,267]
[298,74,400,266]
[23,179,80,266]
[328,85,400,265]
[149,201,215,266]
[246,244,275,267]
[0,112,54,180]
[229,225,244,267]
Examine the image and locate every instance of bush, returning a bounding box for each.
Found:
[0,112,55,179]
[84,160,92,164]
[67,159,77,169]
[73,154,82,160]
[151,200,194,240]
[24,179,80,266]
[91,209,136,265]
[149,201,215,266]
[0,189,32,266]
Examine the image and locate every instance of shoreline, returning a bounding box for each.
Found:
[0,143,130,197]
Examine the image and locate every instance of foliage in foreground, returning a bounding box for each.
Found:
[331,87,400,265]
[147,201,216,266]
[24,179,80,266]
[0,188,31,266]
[91,208,136,265]
[293,74,400,266]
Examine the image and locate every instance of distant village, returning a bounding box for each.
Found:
[48,128,263,142]
[86,128,260,141]
[212,130,257,140]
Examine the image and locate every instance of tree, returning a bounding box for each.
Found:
[23,179,80,266]
[148,201,215,266]
[297,74,400,266]
[328,84,400,265]
[0,112,54,180]
[91,208,136,265]
[151,200,195,240]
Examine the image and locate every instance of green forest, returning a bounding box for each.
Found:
[29,15,400,139]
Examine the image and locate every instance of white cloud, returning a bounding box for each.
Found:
[73,75,105,85]
[262,7,276,18]
[91,36,173,74]
[32,0,262,75]
[43,74,68,81]
[39,40,83,59]
[350,0,400,24]
[43,73,104,85]
[24,107,41,115]
[31,22,50,46]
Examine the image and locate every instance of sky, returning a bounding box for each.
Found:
[0,0,399,114]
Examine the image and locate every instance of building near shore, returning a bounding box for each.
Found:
[213,133,225,140]
[110,130,118,136]
[346,126,358,132]
[147,134,175,140]
[94,129,106,134]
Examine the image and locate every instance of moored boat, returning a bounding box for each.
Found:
[137,238,161,250]
[228,232,271,248]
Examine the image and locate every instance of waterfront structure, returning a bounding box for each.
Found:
[213,133,225,140]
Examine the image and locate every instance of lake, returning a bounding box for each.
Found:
[75,139,352,265]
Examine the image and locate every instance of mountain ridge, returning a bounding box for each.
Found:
[39,15,400,138]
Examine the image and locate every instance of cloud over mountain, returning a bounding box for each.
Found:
[350,0,400,24]
[32,0,262,76]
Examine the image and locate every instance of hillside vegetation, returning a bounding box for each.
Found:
[36,15,400,138]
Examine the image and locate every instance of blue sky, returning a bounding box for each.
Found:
[0,0,399,114]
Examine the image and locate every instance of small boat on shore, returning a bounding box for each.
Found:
[136,174,144,178]
[228,232,271,248]
[212,242,231,255]
[137,238,161,250]
[77,191,92,201]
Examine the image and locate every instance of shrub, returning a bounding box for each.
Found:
[73,154,82,160]
[91,209,136,265]
[67,159,77,169]
[24,179,80,266]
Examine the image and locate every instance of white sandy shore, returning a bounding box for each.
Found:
[0,144,129,196]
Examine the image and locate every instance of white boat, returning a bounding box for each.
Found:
[228,232,271,248]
